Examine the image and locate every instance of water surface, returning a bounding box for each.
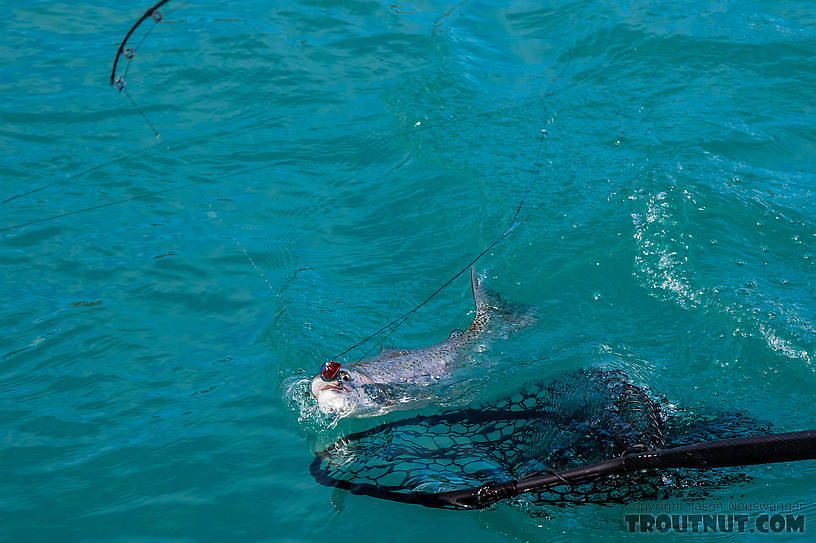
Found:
[1,0,815,541]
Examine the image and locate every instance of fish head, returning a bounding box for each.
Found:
[309,362,374,416]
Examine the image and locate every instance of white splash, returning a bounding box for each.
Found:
[630,186,813,367]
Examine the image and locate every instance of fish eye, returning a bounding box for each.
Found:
[338,370,351,381]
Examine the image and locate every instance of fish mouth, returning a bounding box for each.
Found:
[310,373,349,399]
[314,381,348,395]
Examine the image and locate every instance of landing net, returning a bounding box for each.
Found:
[311,369,814,509]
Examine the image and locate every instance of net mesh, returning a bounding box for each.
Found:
[311,368,768,508]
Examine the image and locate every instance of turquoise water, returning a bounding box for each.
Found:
[2,0,815,541]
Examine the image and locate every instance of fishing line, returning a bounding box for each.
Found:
[1,185,49,205]
[0,161,275,234]
[232,236,278,294]
[122,90,160,137]
[0,179,209,234]
[3,133,181,208]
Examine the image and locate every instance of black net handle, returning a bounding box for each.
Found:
[312,429,816,509]
[436,429,816,508]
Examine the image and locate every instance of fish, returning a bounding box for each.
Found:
[309,268,536,417]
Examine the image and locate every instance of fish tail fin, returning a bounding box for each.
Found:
[468,268,536,336]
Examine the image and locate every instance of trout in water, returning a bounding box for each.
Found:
[309,269,535,417]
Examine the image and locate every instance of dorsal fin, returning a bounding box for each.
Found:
[465,269,537,337]
[467,268,491,333]
[471,268,489,318]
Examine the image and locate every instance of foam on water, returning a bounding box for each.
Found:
[631,184,814,369]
